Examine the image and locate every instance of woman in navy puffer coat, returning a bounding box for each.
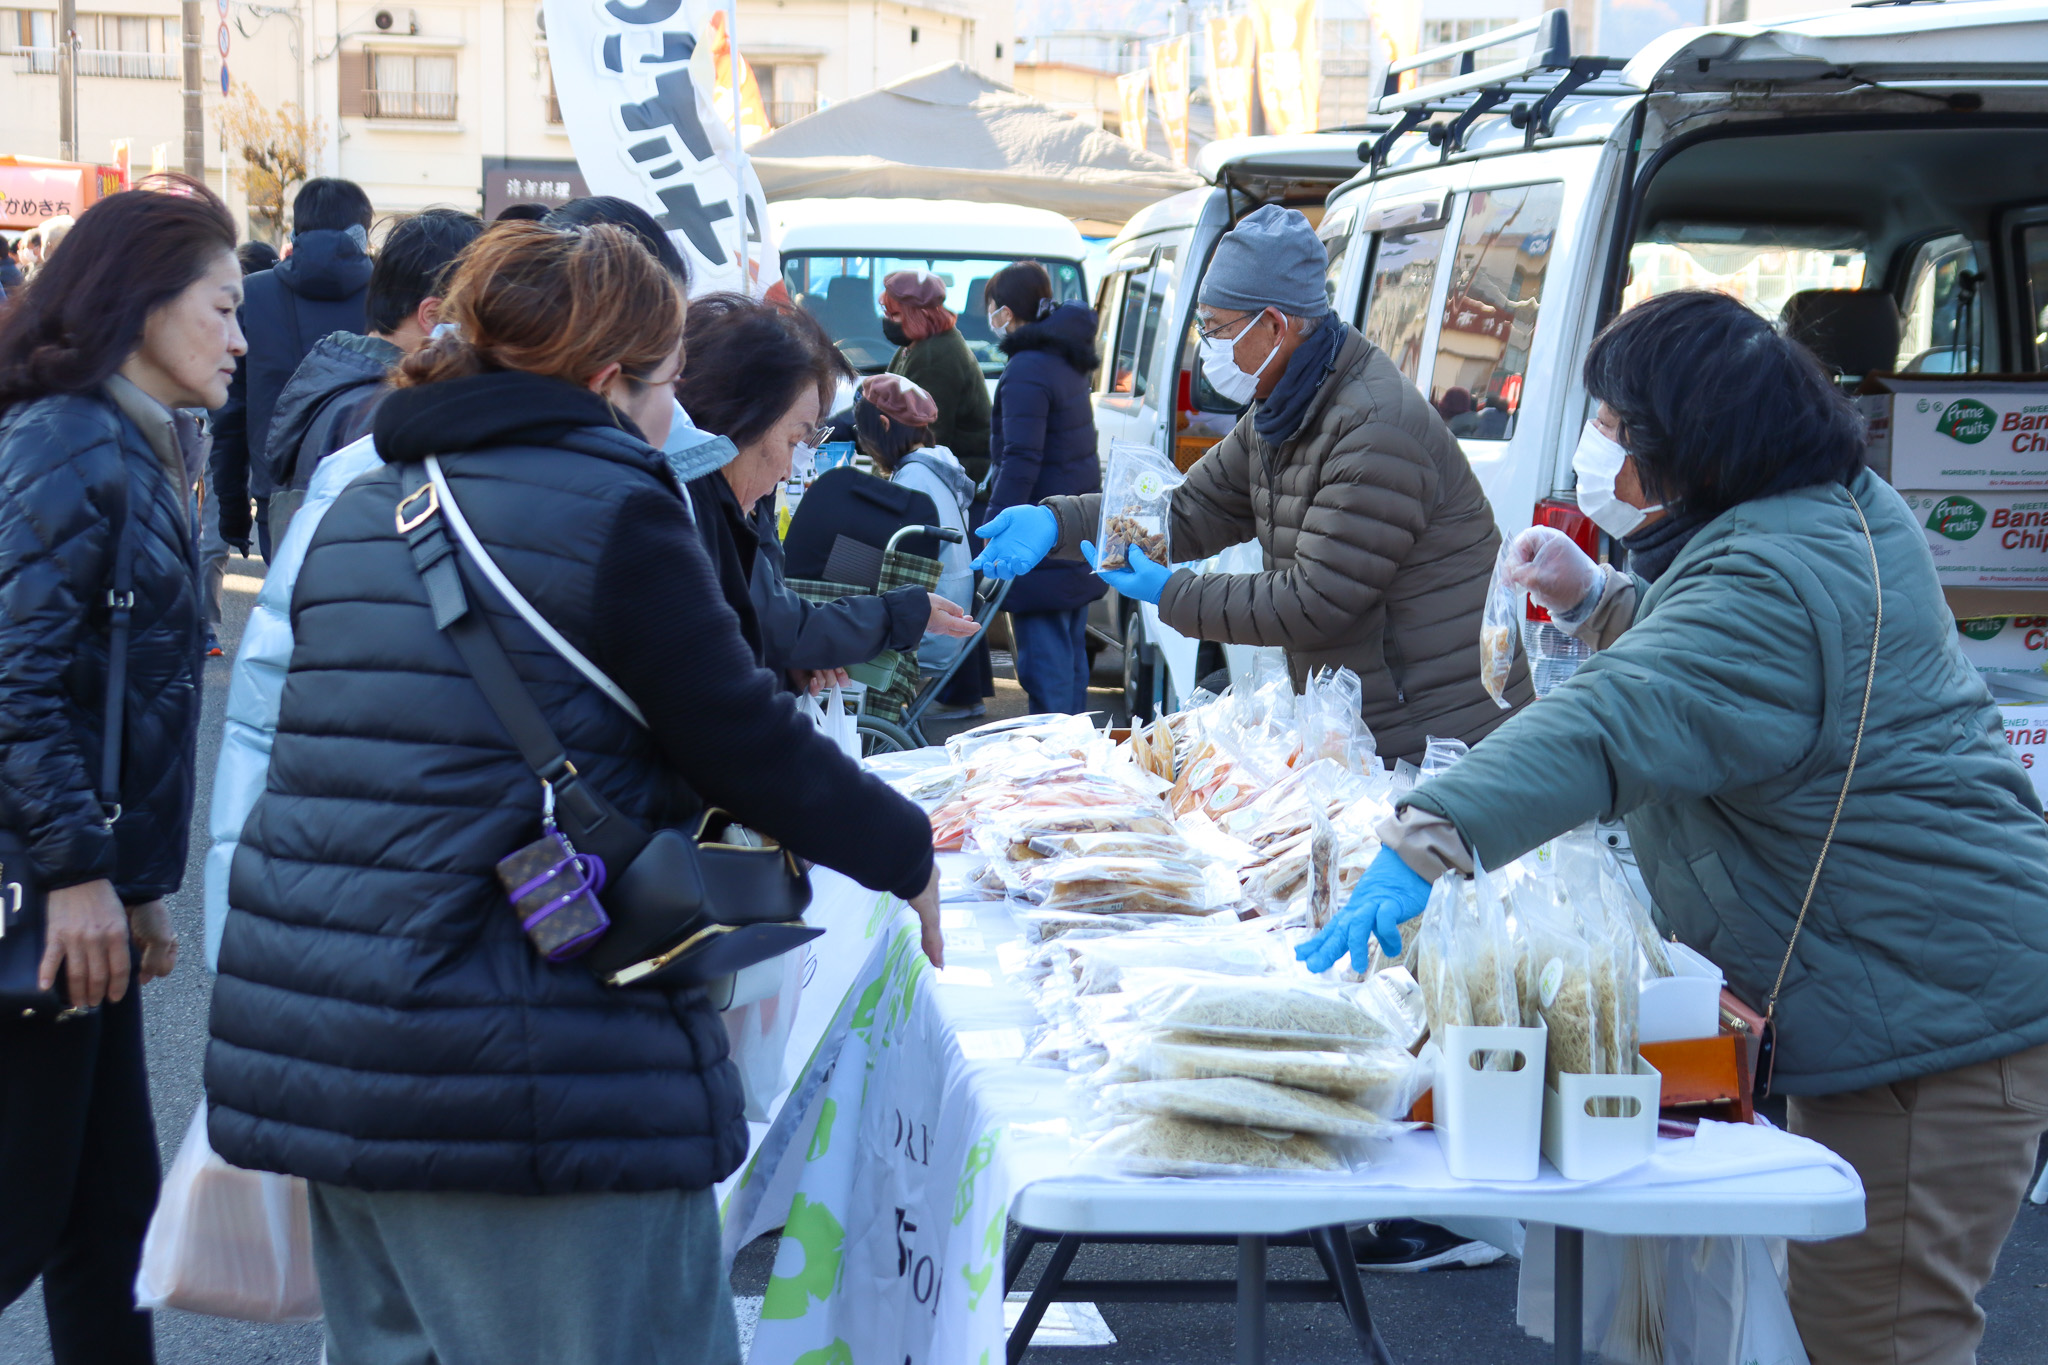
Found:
[207,222,941,1365]
[0,177,240,1365]
[982,262,1105,713]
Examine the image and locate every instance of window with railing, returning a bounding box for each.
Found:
[1,9,176,77]
[368,51,457,120]
[1415,18,1517,84]
[756,61,817,126]
[541,50,562,124]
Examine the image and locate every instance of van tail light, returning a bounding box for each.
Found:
[1526,497,1599,622]
[1177,369,1193,413]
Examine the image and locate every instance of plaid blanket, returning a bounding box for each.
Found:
[786,548,940,724]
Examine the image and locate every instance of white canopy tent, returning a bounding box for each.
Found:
[747,63,1203,229]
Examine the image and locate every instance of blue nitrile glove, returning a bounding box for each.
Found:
[1082,540,1172,604]
[1296,845,1433,973]
[970,505,1058,579]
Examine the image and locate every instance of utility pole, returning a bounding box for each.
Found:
[57,0,76,160]
[182,0,203,176]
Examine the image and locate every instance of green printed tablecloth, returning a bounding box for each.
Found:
[726,858,1079,1365]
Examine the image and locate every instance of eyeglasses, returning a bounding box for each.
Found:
[1196,311,1258,344]
[796,422,833,447]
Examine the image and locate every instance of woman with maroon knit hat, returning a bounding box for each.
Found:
[882,269,991,486]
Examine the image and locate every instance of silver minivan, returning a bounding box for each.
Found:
[1095,0,2048,717]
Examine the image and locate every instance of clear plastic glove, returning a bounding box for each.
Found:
[1295,845,1431,972]
[969,505,1057,579]
[1502,525,1600,617]
[1081,540,1172,604]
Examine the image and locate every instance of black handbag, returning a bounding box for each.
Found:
[0,473,138,1020]
[394,461,819,991]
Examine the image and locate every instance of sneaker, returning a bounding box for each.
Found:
[205,630,224,658]
[923,701,987,721]
[1349,1219,1505,1272]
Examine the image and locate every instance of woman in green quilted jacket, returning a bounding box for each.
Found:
[1301,290,2048,1365]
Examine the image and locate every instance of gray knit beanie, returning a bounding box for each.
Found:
[1197,204,1330,318]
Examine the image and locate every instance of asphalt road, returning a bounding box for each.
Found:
[4,561,2044,1365]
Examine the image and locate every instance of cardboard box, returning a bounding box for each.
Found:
[2000,701,2048,806]
[1954,614,2048,677]
[1898,490,2048,587]
[1861,376,2048,489]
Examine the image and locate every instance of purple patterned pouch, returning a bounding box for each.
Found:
[496,826,610,962]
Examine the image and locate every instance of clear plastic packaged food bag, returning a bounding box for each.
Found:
[1120,970,1398,1049]
[1102,1076,1405,1139]
[1097,441,1185,571]
[1010,855,1225,916]
[1296,667,1377,773]
[1123,1036,1423,1110]
[1069,925,1290,995]
[1084,1115,1346,1177]
[1481,539,1522,708]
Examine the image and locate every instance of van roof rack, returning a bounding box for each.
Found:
[1364,11,1634,170]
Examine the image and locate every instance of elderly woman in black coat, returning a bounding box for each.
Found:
[0,176,236,1365]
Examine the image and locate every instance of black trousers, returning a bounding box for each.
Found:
[0,986,159,1364]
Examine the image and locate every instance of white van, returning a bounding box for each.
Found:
[1095,0,2048,719]
[771,197,1091,379]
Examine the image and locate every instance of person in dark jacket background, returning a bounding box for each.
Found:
[262,207,482,544]
[234,240,278,275]
[208,222,944,1365]
[883,268,991,485]
[0,174,240,1365]
[677,294,973,692]
[208,176,374,561]
[979,260,1105,713]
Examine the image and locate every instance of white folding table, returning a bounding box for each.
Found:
[1004,1158,1865,1365]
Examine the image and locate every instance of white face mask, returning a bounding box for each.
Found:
[1572,419,1662,539]
[790,440,818,483]
[1198,315,1281,406]
[986,308,1007,337]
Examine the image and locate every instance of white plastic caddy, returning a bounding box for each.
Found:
[1542,1056,1662,1181]
[1435,1022,1547,1181]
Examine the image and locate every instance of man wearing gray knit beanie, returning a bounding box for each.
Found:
[975,202,1530,765]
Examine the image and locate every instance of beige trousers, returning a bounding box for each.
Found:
[1786,1041,2048,1365]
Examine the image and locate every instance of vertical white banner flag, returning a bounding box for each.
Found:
[541,0,778,297]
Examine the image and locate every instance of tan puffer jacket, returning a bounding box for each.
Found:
[1045,327,1531,762]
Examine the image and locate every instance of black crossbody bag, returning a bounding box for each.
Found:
[0,474,137,1020]
[394,460,818,991]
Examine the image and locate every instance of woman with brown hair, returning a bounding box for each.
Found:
[206,221,942,1365]
[882,268,991,484]
[0,174,237,1365]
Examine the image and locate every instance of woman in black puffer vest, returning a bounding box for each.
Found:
[206,222,941,1365]
[0,177,237,1365]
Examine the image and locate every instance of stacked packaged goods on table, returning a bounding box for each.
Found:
[875,673,1681,1181]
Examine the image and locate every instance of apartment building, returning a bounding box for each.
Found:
[2,0,1011,231]
[0,0,297,223]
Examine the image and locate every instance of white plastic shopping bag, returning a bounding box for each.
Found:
[1662,1235,1808,1365]
[721,946,807,1121]
[802,682,860,761]
[135,1104,322,1323]
[1519,1226,1809,1365]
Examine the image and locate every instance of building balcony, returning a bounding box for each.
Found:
[5,47,177,78]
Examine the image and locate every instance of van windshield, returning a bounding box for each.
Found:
[1624,234,1866,320]
[783,253,1089,376]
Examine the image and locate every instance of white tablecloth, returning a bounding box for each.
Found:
[729,857,1864,1365]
